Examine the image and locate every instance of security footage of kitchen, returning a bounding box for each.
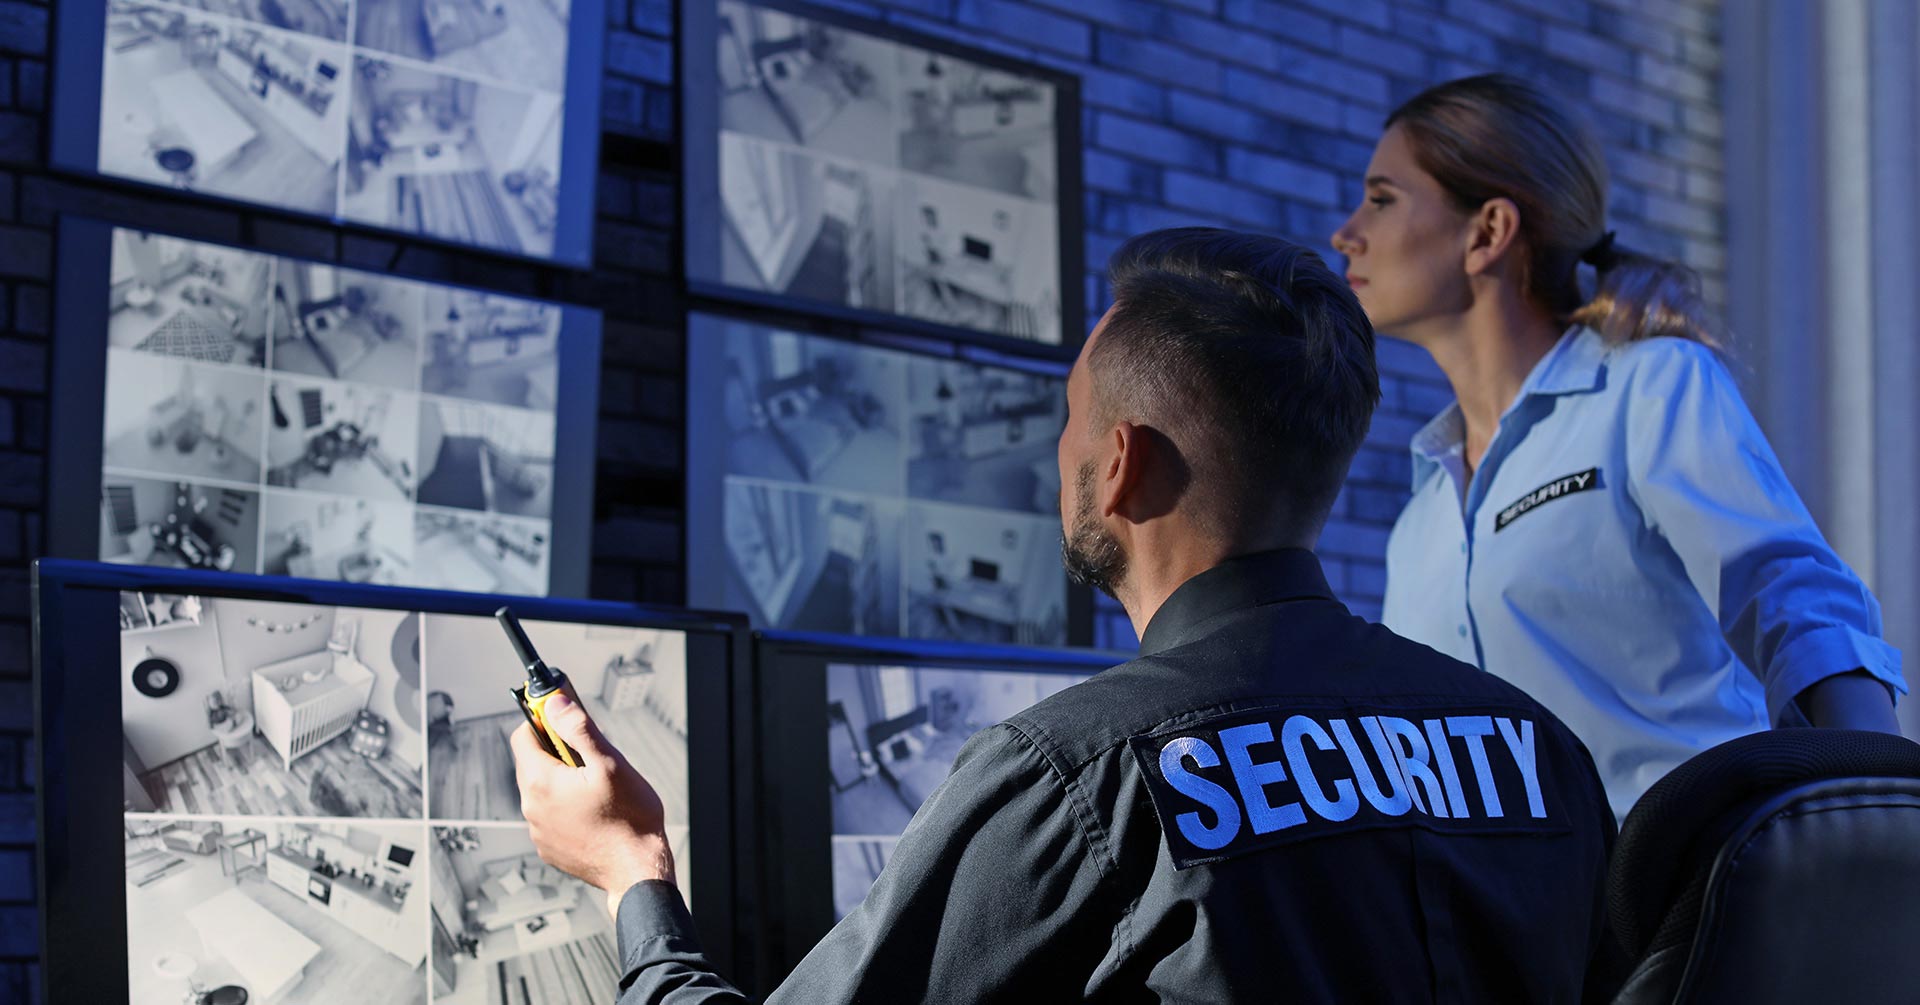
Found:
[94,0,575,258]
[99,226,567,595]
[711,0,1063,343]
[120,592,690,1004]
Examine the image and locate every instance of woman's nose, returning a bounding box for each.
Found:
[1330,219,1360,257]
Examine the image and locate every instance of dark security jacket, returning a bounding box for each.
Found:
[614,550,1615,1003]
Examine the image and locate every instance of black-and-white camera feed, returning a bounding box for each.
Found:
[700,315,1069,643]
[117,591,689,1003]
[108,230,274,368]
[262,492,415,585]
[86,0,580,259]
[905,502,1066,645]
[721,323,907,497]
[172,0,351,41]
[825,662,1087,919]
[422,614,690,828]
[341,55,566,260]
[427,823,691,1005]
[894,173,1060,341]
[415,398,556,520]
[904,356,1063,515]
[719,133,900,314]
[104,350,268,485]
[96,227,574,595]
[98,3,350,215]
[126,815,431,1005]
[102,474,263,574]
[121,598,428,819]
[270,261,425,390]
[355,0,570,96]
[724,480,904,636]
[706,0,1063,344]
[410,509,551,597]
[267,377,420,501]
[419,288,562,410]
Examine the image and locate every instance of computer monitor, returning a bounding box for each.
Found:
[49,0,607,266]
[745,630,1120,983]
[47,217,604,598]
[682,0,1084,352]
[35,559,745,1004]
[685,309,1092,645]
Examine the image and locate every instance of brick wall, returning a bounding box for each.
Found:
[0,0,1722,995]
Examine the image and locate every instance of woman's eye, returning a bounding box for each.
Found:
[1368,196,1393,209]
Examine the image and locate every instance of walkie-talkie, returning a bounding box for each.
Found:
[497,606,581,767]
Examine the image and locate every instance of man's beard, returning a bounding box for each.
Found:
[1061,460,1127,601]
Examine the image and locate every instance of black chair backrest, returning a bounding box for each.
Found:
[1608,729,1920,1004]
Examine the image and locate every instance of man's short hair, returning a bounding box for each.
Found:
[1091,227,1380,541]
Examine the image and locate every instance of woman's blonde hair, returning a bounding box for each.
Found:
[1386,74,1721,348]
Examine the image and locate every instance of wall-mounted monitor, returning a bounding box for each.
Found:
[745,630,1118,983]
[686,310,1090,645]
[34,559,745,1004]
[48,218,603,597]
[682,0,1084,353]
[49,0,606,266]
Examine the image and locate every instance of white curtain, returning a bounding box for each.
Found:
[1724,0,1920,736]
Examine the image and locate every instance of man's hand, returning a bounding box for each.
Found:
[510,689,675,918]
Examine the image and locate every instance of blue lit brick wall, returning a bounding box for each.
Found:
[1,0,1722,994]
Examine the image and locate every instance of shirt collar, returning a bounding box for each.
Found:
[1407,326,1611,491]
[1136,549,1335,657]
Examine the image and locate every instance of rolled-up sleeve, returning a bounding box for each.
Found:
[1623,341,1905,722]
[615,724,1111,1004]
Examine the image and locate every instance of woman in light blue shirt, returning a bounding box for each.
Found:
[1331,75,1903,818]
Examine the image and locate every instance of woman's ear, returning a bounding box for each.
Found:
[1463,197,1523,278]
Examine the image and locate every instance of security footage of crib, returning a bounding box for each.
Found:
[120,594,694,1004]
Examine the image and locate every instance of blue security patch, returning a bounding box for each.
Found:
[1128,705,1568,869]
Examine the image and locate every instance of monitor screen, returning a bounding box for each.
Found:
[682,0,1082,350]
[35,560,743,1004]
[823,660,1090,919]
[49,0,605,266]
[49,219,603,597]
[685,310,1088,645]
[747,632,1116,982]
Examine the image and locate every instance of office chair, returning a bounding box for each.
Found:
[1607,728,1920,1004]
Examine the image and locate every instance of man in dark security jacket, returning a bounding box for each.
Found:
[511,228,1616,1002]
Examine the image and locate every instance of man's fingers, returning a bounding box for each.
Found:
[507,719,546,766]
[542,689,615,762]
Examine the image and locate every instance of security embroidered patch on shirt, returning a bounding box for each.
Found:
[1494,467,1602,531]
[1129,706,1567,870]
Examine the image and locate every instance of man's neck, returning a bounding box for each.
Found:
[1120,532,1299,640]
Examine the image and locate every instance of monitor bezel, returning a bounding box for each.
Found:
[679,0,1087,360]
[742,629,1121,985]
[33,558,748,1003]
[47,0,608,270]
[46,214,605,598]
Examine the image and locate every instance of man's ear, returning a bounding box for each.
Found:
[1102,421,1144,519]
[1463,197,1523,278]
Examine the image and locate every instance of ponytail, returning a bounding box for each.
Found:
[1567,243,1723,349]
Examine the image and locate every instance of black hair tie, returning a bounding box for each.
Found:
[1581,230,1620,271]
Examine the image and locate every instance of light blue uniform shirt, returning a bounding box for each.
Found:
[1383,327,1905,819]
